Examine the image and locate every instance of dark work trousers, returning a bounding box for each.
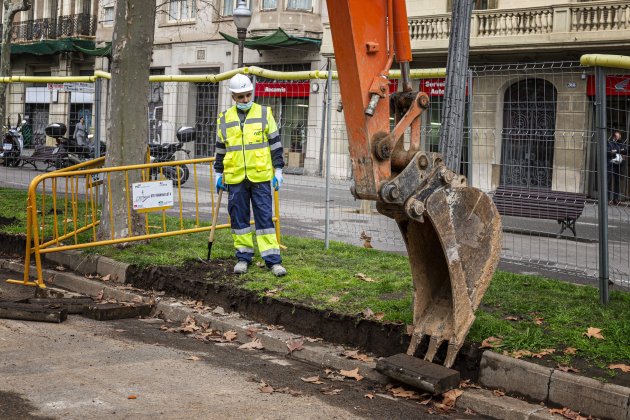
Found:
[227,179,281,267]
[608,164,622,202]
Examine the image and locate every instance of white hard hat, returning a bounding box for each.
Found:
[228,73,253,94]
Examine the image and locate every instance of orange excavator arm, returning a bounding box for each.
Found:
[327,0,502,368]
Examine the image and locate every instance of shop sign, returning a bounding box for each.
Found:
[255,82,310,97]
[419,78,469,97]
[587,75,630,96]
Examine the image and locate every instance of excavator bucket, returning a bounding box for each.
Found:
[378,157,502,368]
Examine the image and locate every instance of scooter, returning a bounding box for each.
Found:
[148,126,195,186]
[44,123,106,169]
[0,116,25,167]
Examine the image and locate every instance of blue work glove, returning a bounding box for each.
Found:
[215,172,226,193]
[272,168,283,191]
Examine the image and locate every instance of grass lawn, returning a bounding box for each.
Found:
[1,187,629,378]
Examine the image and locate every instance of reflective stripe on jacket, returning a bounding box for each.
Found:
[217,103,278,184]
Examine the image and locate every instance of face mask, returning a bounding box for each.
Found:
[236,100,253,111]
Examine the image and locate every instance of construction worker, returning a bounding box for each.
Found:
[214,73,287,277]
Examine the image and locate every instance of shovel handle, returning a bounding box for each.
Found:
[209,189,223,243]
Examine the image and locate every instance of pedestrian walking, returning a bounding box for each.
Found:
[607,130,627,205]
[74,117,87,146]
[214,73,287,277]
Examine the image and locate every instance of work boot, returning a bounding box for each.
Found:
[270,264,287,277]
[234,260,249,274]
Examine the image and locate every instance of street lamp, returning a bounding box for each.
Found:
[233,0,252,68]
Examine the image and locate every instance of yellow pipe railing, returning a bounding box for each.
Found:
[581,54,630,70]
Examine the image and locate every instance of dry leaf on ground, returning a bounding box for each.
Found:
[364,393,374,399]
[186,355,201,361]
[239,338,264,350]
[339,368,364,381]
[389,386,420,400]
[101,274,111,281]
[532,348,555,358]
[321,386,342,395]
[584,327,604,340]
[275,387,302,397]
[301,376,324,384]
[247,327,262,337]
[480,336,503,349]
[608,364,630,372]
[259,381,274,394]
[223,330,238,342]
[361,308,375,318]
[127,395,137,400]
[533,317,544,325]
[493,389,505,397]
[441,389,463,408]
[55,265,66,271]
[95,289,104,301]
[549,407,589,420]
[341,350,374,363]
[459,379,481,389]
[563,347,577,355]
[511,350,533,359]
[557,365,580,373]
[355,273,376,283]
[504,315,519,321]
[287,337,304,355]
[328,296,340,303]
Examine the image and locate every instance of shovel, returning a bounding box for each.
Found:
[207,189,223,260]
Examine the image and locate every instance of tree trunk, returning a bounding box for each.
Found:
[99,0,156,240]
[438,0,473,174]
[0,1,32,129]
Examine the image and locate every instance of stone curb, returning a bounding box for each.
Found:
[3,255,622,420]
[479,351,630,420]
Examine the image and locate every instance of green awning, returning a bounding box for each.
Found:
[220,28,321,51]
[11,39,111,57]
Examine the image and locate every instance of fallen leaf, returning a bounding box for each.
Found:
[557,365,580,373]
[321,386,342,395]
[480,336,503,349]
[101,274,111,281]
[300,376,324,384]
[275,387,302,397]
[364,393,374,400]
[342,350,374,363]
[441,389,463,408]
[186,355,201,361]
[493,389,505,397]
[608,364,630,373]
[373,312,385,321]
[259,381,274,394]
[127,395,137,400]
[55,265,66,271]
[418,396,432,405]
[239,338,264,350]
[114,329,127,333]
[584,327,604,340]
[390,386,419,399]
[131,296,143,303]
[223,330,238,342]
[533,317,544,325]
[287,337,304,355]
[328,296,340,303]
[361,307,375,318]
[504,315,519,321]
[95,289,104,301]
[532,348,555,358]
[255,261,266,268]
[247,327,262,337]
[549,407,588,420]
[511,350,533,359]
[459,379,481,389]
[339,368,363,381]
[264,288,280,297]
[355,273,376,283]
[563,347,577,355]
[305,337,323,343]
[464,408,476,415]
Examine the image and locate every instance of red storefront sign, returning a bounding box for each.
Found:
[419,78,469,97]
[586,75,630,96]
[255,82,310,97]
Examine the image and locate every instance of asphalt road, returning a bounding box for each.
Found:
[0,269,480,419]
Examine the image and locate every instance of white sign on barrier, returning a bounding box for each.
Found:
[132,180,174,212]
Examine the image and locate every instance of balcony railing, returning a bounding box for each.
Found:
[408,1,630,42]
[1,14,97,42]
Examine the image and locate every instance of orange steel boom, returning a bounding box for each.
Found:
[327,0,502,367]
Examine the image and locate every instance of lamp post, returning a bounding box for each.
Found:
[233,0,252,68]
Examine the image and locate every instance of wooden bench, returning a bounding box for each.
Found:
[20,145,65,171]
[492,186,587,237]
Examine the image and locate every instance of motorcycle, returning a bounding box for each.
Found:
[148,126,195,186]
[0,116,25,167]
[44,123,106,168]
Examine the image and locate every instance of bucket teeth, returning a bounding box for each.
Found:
[444,342,461,368]
[424,336,443,363]
[406,333,424,356]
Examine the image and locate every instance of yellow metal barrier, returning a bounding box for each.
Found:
[7,157,283,288]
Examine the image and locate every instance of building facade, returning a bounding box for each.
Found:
[5,0,100,147]
[95,0,325,172]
